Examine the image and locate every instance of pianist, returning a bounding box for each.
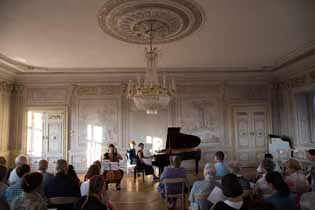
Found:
[136,143,158,179]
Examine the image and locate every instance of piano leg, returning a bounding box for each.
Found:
[195,159,199,175]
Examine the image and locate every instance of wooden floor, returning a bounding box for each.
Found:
[106,172,201,210]
[80,168,256,210]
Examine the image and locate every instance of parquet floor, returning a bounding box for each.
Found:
[79,168,256,210]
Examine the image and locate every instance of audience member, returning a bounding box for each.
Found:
[214,151,229,177]
[9,155,28,185]
[81,164,101,196]
[10,172,46,210]
[103,144,124,190]
[158,156,186,209]
[45,159,80,209]
[4,164,31,203]
[211,173,248,210]
[189,163,218,210]
[136,143,157,179]
[68,165,81,187]
[0,156,7,166]
[93,160,102,171]
[126,140,137,165]
[256,153,280,174]
[76,175,108,210]
[264,171,295,210]
[285,159,309,194]
[254,158,275,196]
[0,165,8,197]
[300,192,315,210]
[38,160,54,184]
[228,161,250,191]
[248,201,275,210]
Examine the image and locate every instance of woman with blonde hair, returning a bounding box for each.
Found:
[285,159,309,194]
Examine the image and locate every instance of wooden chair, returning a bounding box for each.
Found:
[134,166,145,183]
[47,197,80,210]
[162,177,186,210]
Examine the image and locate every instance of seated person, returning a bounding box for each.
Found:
[306,149,315,190]
[38,160,54,185]
[0,165,8,198]
[9,155,28,185]
[212,174,248,210]
[76,175,108,210]
[4,164,31,204]
[228,161,250,191]
[126,140,137,165]
[264,172,295,210]
[136,143,157,179]
[45,159,80,209]
[254,159,275,196]
[103,144,124,190]
[214,151,229,177]
[284,159,308,194]
[256,153,281,175]
[10,172,46,210]
[189,163,218,210]
[300,192,315,210]
[68,165,81,187]
[81,164,101,196]
[158,156,186,209]
[0,156,6,166]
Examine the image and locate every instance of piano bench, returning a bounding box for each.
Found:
[134,168,145,183]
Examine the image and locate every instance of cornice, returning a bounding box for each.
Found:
[0,40,314,79]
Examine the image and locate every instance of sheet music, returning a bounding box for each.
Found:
[208,186,225,204]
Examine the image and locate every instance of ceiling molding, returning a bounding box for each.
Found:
[1,40,315,77]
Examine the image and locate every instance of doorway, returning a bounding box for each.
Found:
[25,108,67,172]
[233,106,268,167]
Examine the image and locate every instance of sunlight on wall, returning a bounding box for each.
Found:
[26,111,43,157]
[86,124,103,167]
[146,136,163,153]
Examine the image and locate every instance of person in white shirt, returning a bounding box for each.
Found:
[8,155,28,185]
[255,158,275,196]
[81,164,101,196]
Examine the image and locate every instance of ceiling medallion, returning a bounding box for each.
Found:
[98,0,205,44]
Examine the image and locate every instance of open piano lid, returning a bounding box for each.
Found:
[165,127,201,150]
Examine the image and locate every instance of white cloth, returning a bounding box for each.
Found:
[255,174,273,195]
[80,180,90,196]
[8,168,19,185]
[224,200,244,210]
[208,186,225,204]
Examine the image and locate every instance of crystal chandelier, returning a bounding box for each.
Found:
[127,22,176,115]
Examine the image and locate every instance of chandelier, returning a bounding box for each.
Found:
[127,21,176,115]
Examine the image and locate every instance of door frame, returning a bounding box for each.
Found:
[22,106,69,161]
[228,103,272,165]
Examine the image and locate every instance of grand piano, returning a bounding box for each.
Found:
[153,127,202,176]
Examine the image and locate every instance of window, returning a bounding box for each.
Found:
[26,111,44,157]
[86,124,103,167]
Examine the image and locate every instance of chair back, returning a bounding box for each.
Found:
[162,177,185,196]
[48,197,80,205]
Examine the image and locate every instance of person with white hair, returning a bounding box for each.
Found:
[8,155,28,185]
[189,163,219,210]
[300,192,315,210]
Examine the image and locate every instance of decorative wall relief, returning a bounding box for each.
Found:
[179,85,224,145]
[26,88,67,105]
[226,85,268,101]
[77,98,121,147]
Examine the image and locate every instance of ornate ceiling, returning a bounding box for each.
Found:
[98,0,204,44]
[0,0,314,78]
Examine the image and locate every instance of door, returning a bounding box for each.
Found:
[26,109,66,172]
[233,106,267,166]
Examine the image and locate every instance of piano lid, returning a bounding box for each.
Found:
[165,127,201,150]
